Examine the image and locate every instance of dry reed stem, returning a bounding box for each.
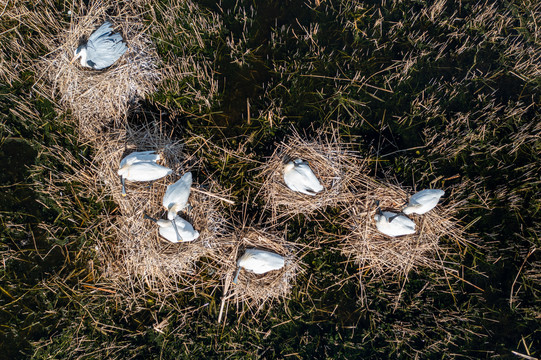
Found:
[75,126,232,297]
[258,128,366,223]
[36,1,160,139]
[340,176,468,280]
[215,226,302,318]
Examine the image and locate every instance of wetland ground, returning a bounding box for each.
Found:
[1,0,540,358]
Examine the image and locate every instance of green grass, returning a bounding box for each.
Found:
[1,0,540,358]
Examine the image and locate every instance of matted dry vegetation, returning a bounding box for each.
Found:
[259,129,365,222]
[71,126,232,297]
[36,1,160,139]
[339,176,468,279]
[216,225,303,321]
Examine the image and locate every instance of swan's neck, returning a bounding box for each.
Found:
[75,46,90,68]
[117,164,129,176]
[79,47,89,67]
[168,203,183,220]
[283,162,295,173]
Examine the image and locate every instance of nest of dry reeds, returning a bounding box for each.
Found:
[339,177,468,279]
[259,129,365,223]
[37,1,160,139]
[216,226,302,320]
[80,126,232,296]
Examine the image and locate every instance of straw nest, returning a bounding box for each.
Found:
[85,126,232,295]
[259,129,365,223]
[339,177,468,279]
[216,226,302,320]
[38,2,160,139]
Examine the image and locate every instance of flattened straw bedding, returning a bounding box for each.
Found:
[340,177,468,279]
[259,129,365,223]
[38,2,160,139]
[86,127,231,295]
[216,227,302,319]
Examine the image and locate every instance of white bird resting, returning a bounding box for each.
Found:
[233,249,285,284]
[283,158,324,196]
[163,172,192,220]
[374,209,416,237]
[403,189,445,215]
[117,151,172,196]
[72,21,128,70]
[144,214,199,243]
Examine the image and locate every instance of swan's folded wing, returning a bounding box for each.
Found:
[120,151,159,168]
[88,22,113,42]
[86,23,127,70]
[393,215,416,230]
[163,172,192,209]
[294,163,323,192]
[410,189,445,205]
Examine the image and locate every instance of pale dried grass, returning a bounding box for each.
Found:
[339,177,468,279]
[258,129,365,223]
[37,1,160,139]
[216,225,302,321]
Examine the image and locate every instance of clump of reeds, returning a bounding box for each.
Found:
[38,1,160,139]
[216,225,302,321]
[77,126,232,297]
[339,178,468,279]
[258,128,365,223]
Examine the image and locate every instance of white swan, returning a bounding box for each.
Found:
[403,189,445,215]
[374,209,416,237]
[233,249,285,284]
[283,158,324,196]
[163,172,192,220]
[72,21,127,70]
[117,151,172,196]
[144,214,199,243]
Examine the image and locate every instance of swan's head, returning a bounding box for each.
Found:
[283,161,295,175]
[72,44,89,67]
[402,206,414,215]
[156,219,171,228]
[283,157,306,174]
[167,204,181,220]
[167,199,191,220]
[117,164,129,177]
[236,250,254,267]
